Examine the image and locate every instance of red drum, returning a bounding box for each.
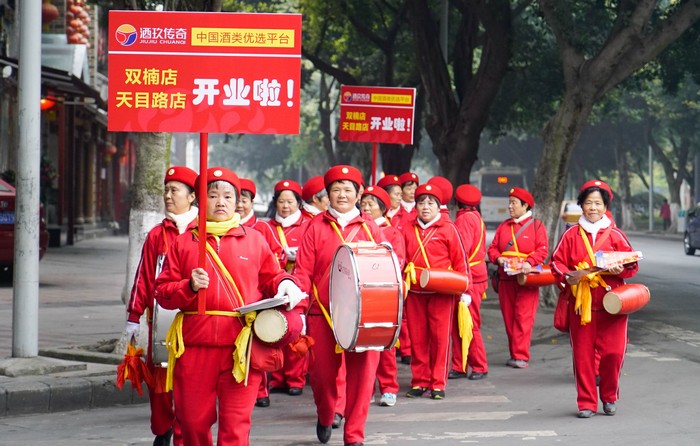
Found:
[517,265,558,287]
[603,283,650,315]
[152,303,179,368]
[254,309,289,344]
[330,243,403,352]
[418,268,469,294]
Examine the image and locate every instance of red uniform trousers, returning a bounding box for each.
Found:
[256,373,269,399]
[174,346,263,446]
[268,344,308,389]
[406,291,455,391]
[308,314,379,444]
[335,356,347,416]
[451,280,489,373]
[397,305,411,357]
[375,346,400,394]
[497,280,539,362]
[569,307,628,412]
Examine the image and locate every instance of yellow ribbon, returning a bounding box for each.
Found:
[458,301,474,372]
[312,283,343,353]
[403,262,418,293]
[571,262,608,325]
[232,311,257,384]
[165,312,185,392]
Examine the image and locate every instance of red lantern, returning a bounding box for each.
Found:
[42,1,59,24]
[40,98,56,111]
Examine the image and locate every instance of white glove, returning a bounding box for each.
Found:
[274,279,307,310]
[300,314,307,336]
[460,294,472,306]
[284,246,298,262]
[124,321,140,342]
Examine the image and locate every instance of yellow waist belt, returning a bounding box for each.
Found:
[164,309,257,391]
[571,262,609,325]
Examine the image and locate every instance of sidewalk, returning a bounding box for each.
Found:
[0,235,562,418]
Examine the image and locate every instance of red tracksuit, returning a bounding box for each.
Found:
[452,208,489,374]
[268,213,310,391]
[550,223,638,412]
[487,214,548,362]
[293,211,385,445]
[402,215,468,392]
[127,217,196,444]
[387,207,412,357]
[375,217,406,396]
[154,226,298,446]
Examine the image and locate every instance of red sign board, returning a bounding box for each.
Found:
[108,11,301,134]
[338,85,415,145]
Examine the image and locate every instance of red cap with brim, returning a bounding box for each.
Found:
[302,176,325,201]
[239,178,256,198]
[363,185,391,210]
[324,165,364,188]
[427,176,454,205]
[455,184,482,206]
[579,179,614,202]
[377,174,401,189]
[164,166,197,189]
[274,180,303,196]
[414,183,443,204]
[195,167,240,197]
[509,187,534,208]
[398,172,419,186]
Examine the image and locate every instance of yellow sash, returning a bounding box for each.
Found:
[571,227,609,325]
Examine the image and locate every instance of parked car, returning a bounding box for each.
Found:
[0,177,49,273]
[683,203,700,255]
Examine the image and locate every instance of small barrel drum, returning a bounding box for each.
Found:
[330,243,403,352]
[418,268,469,294]
[152,303,179,368]
[517,265,558,287]
[603,283,650,315]
[253,309,289,345]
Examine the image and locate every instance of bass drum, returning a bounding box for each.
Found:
[329,243,403,352]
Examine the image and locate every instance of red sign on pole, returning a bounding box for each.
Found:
[107,11,301,134]
[338,85,415,145]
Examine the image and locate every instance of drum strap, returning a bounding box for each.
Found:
[312,283,344,353]
[571,226,612,326]
[403,226,438,293]
[330,221,374,244]
[467,218,485,267]
[275,226,296,272]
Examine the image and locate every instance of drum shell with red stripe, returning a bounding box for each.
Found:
[603,283,650,315]
[517,265,557,287]
[418,268,469,295]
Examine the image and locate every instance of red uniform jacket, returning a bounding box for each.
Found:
[487,215,549,281]
[377,218,406,268]
[550,224,638,310]
[242,215,287,267]
[126,218,197,323]
[154,226,296,346]
[268,213,310,270]
[454,209,487,284]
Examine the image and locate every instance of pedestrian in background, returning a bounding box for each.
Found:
[124,165,198,446]
[660,198,671,230]
[487,187,548,369]
[550,180,639,418]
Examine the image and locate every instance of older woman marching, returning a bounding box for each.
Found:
[550,180,639,418]
[487,187,548,369]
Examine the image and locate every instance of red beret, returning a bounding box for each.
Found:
[324,165,363,188]
[239,178,256,198]
[164,166,197,189]
[253,308,303,348]
[579,179,614,202]
[195,167,240,196]
[509,187,534,208]
[414,183,443,204]
[377,174,401,189]
[363,185,391,210]
[427,176,453,205]
[274,179,303,196]
[398,172,419,186]
[301,176,325,201]
[455,184,482,206]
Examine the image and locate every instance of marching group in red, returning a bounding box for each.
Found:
[124,164,640,446]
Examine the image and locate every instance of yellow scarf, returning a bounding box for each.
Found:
[205,214,240,236]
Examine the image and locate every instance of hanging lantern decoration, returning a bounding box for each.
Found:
[40,97,56,111]
[65,0,90,46]
[42,1,60,24]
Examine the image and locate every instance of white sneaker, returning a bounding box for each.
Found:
[379,393,397,407]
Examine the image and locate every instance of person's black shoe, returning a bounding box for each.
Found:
[603,401,616,415]
[332,412,343,429]
[153,428,173,446]
[288,387,303,396]
[468,372,488,380]
[401,355,412,364]
[448,369,468,379]
[316,419,332,444]
[406,386,427,398]
[577,409,595,418]
[255,397,270,407]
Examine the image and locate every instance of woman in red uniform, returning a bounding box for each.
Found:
[125,166,197,446]
[487,187,548,369]
[402,184,469,400]
[267,179,310,396]
[450,184,489,380]
[154,167,306,446]
[360,185,406,408]
[301,175,329,219]
[550,180,638,418]
[398,172,419,229]
[294,165,385,446]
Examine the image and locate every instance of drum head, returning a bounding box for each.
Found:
[330,245,361,350]
[254,309,288,344]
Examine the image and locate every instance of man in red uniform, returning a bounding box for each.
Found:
[402,184,469,400]
[301,175,329,220]
[487,187,548,369]
[125,166,198,446]
[294,165,385,446]
[450,184,489,380]
[154,167,307,446]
